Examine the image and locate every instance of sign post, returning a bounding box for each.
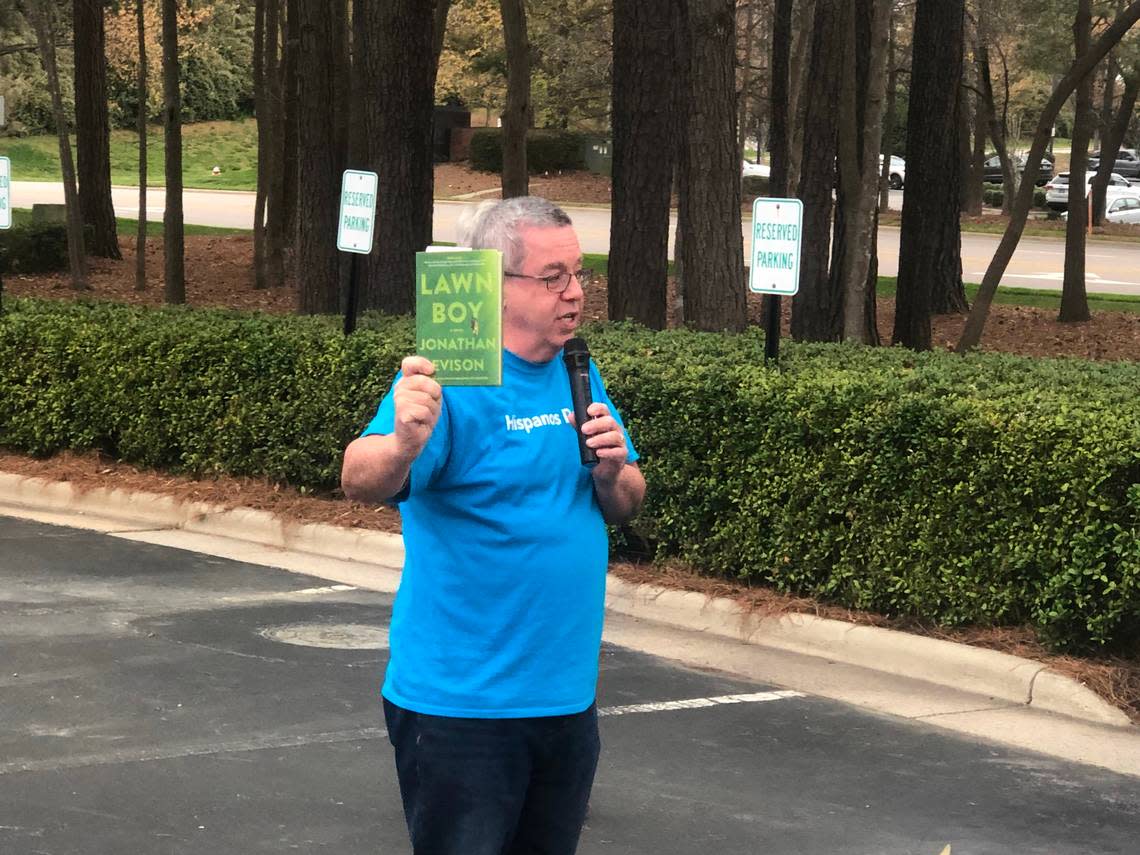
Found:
[0,156,11,315]
[748,197,803,364]
[337,169,379,335]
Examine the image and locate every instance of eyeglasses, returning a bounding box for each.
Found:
[503,268,594,293]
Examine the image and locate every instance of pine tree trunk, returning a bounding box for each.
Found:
[431,0,453,89]
[161,0,186,304]
[282,0,300,251]
[1060,0,1093,324]
[23,0,88,290]
[677,0,745,332]
[785,0,816,195]
[893,0,964,349]
[135,0,148,292]
[264,0,286,288]
[296,0,345,314]
[838,0,889,344]
[356,0,435,316]
[500,0,530,198]
[73,0,120,259]
[878,17,896,212]
[253,0,268,289]
[791,0,843,342]
[608,0,675,329]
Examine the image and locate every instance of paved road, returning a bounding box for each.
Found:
[12,180,1140,296]
[3,514,1139,854]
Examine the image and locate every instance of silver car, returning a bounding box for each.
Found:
[1045,171,1132,212]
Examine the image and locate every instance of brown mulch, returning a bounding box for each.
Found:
[3,227,1140,723]
[434,163,613,205]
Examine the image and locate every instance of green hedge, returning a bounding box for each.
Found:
[469,128,587,174]
[982,184,1048,210]
[2,299,1139,653]
[0,223,72,274]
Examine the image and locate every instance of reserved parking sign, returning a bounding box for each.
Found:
[749,197,803,296]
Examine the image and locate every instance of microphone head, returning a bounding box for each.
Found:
[563,337,589,363]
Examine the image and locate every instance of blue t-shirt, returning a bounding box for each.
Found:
[363,348,638,718]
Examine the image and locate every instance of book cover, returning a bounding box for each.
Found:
[415,249,503,386]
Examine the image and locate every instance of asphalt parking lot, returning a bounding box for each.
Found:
[3,515,1139,855]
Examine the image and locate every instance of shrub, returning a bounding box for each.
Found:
[0,223,71,273]
[742,175,771,198]
[981,184,1048,210]
[469,129,587,174]
[2,302,1139,653]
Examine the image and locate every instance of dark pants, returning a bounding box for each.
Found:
[383,698,600,855]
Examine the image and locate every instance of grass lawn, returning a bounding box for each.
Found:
[1,120,259,191]
[876,276,1140,315]
[10,207,245,237]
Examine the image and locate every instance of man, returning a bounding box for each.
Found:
[341,196,645,854]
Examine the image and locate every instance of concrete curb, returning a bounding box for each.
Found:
[0,471,1131,729]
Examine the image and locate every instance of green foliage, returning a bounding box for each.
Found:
[469,128,587,173]
[982,184,1048,209]
[0,300,411,488]
[3,302,1139,653]
[742,175,770,197]
[0,222,70,273]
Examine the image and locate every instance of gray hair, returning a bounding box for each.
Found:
[459,196,573,271]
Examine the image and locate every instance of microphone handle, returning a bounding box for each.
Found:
[568,364,599,467]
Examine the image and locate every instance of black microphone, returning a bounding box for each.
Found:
[562,337,599,467]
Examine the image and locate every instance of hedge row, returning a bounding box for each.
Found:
[982,184,1048,210]
[0,223,74,274]
[2,298,1139,653]
[468,128,587,174]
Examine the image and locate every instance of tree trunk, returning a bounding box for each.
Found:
[839,0,890,344]
[893,0,964,349]
[431,0,453,89]
[1099,56,1117,149]
[677,0,746,332]
[1060,0,1093,324]
[264,0,286,288]
[1091,66,1139,225]
[253,0,268,289]
[297,0,344,314]
[608,0,675,329]
[135,0,148,292]
[355,0,435,316]
[73,0,120,259]
[977,33,1017,216]
[22,0,88,290]
[956,0,1140,353]
[878,15,896,212]
[785,0,817,195]
[736,0,756,161]
[671,0,690,319]
[282,0,300,252]
[791,0,843,342]
[161,0,186,304]
[500,0,530,198]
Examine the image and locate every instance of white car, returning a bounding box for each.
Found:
[1063,195,1140,224]
[742,160,771,178]
[879,154,905,189]
[1044,171,1131,212]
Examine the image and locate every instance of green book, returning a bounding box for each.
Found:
[415,248,503,386]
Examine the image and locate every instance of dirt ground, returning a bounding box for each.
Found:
[3,213,1140,722]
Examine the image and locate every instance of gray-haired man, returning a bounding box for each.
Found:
[342,197,645,854]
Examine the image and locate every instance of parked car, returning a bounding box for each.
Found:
[1087,148,1140,179]
[879,154,905,189]
[1061,194,1140,224]
[1044,171,1132,212]
[981,153,1054,185]
[742,159,771,178]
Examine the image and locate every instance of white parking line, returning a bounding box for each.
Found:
[600,690,804,717]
